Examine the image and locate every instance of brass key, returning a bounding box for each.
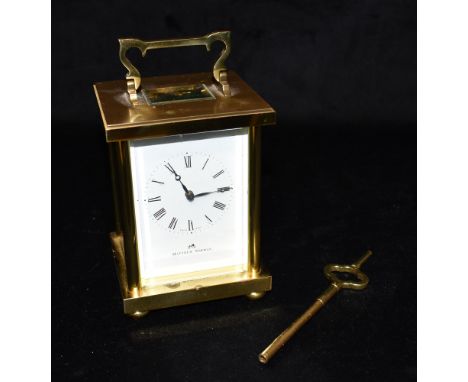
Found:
[258,250,373,364]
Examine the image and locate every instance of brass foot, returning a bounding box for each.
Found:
[128,310,149,319]
[247,291,266,300]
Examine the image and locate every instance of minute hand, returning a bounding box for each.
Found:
[193,187,232,198]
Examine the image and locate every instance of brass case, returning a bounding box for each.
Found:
[94,39,275,316]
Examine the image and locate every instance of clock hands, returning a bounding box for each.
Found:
[164,162,232,202]
[164,162,195,201]
[193,187,233,198]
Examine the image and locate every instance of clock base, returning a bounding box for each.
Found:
[113,264,270,316]
[120,272,271,315]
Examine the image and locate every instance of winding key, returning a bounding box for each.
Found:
[258,250,373,364]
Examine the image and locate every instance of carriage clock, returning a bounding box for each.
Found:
[93,31,276,317]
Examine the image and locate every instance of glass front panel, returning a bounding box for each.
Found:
[129,128,249,285]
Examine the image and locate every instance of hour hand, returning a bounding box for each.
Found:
[180,181,189,194]
[193,187,232,198]
[164,162,192,197]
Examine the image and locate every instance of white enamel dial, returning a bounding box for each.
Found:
[129,128,249,283]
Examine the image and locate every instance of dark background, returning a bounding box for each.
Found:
[53,0,416,380]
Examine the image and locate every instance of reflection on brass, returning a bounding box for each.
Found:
[108,142,141,297]
[119,31,231,101]
[110,232,127,292]
[258,251,373,364]
[248,126,262,278]
[142,83,215,106]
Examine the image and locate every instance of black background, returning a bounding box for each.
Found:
[53,0,416,380]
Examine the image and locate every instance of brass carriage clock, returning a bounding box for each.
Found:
[93,31,275,317]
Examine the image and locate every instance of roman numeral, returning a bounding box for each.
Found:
[213,201,226,210]
[169,217,178,230]
[202,157,209,170]
[184,155,192,168]
[213,170,224,178]
[152,180,164,184]
[153,208,166,220]
[205,215,212,222]
[188,220,194,231]
[148,196,161,202]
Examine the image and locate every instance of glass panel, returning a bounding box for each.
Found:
[128,128,249,285]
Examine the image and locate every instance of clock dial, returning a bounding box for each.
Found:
[129,128,250,282]
[145,153,234,234]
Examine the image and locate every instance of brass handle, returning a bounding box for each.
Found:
[119,31,231,102]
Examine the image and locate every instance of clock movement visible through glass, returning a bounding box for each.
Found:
[129,128,249,286]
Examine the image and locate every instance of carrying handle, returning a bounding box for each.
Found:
[119,31,231,103]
